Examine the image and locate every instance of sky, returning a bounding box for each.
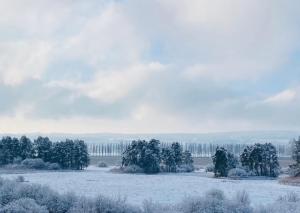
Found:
[0,0,300,134]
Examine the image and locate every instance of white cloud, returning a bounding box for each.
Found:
[47,62,165,103]
[64,3,147,68]
[0,0,300,133]
[264,89,297,104]
[0,41,53,85]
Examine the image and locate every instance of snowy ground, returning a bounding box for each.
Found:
[1,166,300,207]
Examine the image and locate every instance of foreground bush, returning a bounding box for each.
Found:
[0,177,299,213]
[0,198,48,213]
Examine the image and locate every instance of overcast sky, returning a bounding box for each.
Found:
[0,0,300,134]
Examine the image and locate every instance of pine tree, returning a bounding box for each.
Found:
[171,142,183,166]
[212,147,237,177]
[289,137,300,177]
[161,147,176,172]
[212,147,228,177]
[240,143,280,177]
[182,150,193,165]
[19,136,34,160]
[34,137,52,162]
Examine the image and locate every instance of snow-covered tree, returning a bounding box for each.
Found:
[240,143,280,177]
[122,139,160,174]
[171,142,183,165]
[34,136,52,162]
[161,147,176,172]
[19,136,34,160]
[289,137,300,177]
[212,147,238,177]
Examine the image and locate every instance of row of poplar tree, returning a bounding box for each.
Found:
[213,143,280,177]
[122,139,194,173]
[0,136,89,170]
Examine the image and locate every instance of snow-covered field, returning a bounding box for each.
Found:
[1,166,300,207]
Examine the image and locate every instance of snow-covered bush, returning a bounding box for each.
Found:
[180,189,253,213]
[228,168,248,178]
[46,163,60,170]
[0,198,48,213]
[12,157,22,165]
[16,176,25,183]
[69,196,140,213]
[143,200,175,213]
[288,165,300,177]
[97,162,108,168]
[94,195,140,213]
[257,192,300,213]
[123,165,144,173]
[177,164,194,173]
[205,164,215,172]
[21,158,46,169]
[182,189,254,213]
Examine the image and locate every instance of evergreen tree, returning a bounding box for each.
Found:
[161,147,176,172]
[182,150,193,166]
[212,147,229,177]
[171,142,183,166]
[292,137,300,164]
[34,137,52,162]
[212,147,237,177]
[289,137,300,177]
[141,139,160,174]
[19,136,34,160]
[240,143,280,177]
[122,139,160,174]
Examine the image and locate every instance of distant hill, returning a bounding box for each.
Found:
[1,131,299,144]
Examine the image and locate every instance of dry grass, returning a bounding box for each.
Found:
[279,176,300,186]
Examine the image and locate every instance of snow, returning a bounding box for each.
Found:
[1,166,300,206]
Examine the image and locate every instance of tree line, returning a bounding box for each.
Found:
[122,139,194,174]
[88,142,291,157]
[0,136,90,170]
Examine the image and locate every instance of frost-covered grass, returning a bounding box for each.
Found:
[0,175,299,213]
[1,166,300,207]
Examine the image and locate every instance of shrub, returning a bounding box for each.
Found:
[177,164,194,173]
[47,163,61,170]
[16,176,25,183]
[12,157,22,165]
[21,158,46,170]
[205,164,215,172]
[258,192,300,213]
[123,165,144,174]
[97,162,108,168]
[228,168,248,178]
[143,200,175,213]
[288,164,300,177]
[180,189,253,213]
[0,198,48,213]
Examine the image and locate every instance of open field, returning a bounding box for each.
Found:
[1,166,299,207]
